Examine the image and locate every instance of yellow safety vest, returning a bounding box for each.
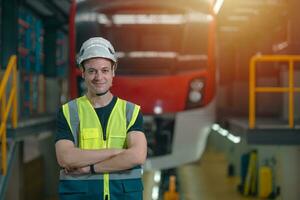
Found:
[60,95,141,200]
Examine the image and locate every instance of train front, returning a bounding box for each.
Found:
[76,0,216,170]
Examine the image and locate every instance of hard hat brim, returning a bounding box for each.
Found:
[77,43,117,65]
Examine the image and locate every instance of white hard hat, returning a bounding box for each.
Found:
[77,37,117,66]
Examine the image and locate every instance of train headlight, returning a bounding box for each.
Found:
[153,100,163,114]
[190,79,204,91]
[186,78,205,109]
[154,105,163,114]
[189,90,202,103]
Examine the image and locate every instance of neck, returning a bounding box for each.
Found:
[86,91,113,108]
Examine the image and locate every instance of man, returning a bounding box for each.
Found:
[55,37,147,200]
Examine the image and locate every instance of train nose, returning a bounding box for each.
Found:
[111,71,208,114]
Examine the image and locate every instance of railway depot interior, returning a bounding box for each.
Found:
[0,0,300,200]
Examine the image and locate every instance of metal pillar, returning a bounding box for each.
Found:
[1,0,18,68]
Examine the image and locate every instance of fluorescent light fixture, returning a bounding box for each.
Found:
[75,13,97,22]
[187,12,213,22]
[178,54,208,61]
[97,14,111,25]
[128,51,177,58]
[115,52,126,58]
[219,129,229,136]
[152,186,159,200]
[272,41,289,52]
[116,51,207,60]
[77,13,212,24]
[211,124,241,144]
[113,13,212,25]
[212,123,221,131]
[227,133,241,144]
[213,0,224,15]
[154,171,161,183]
[113,14,183,24]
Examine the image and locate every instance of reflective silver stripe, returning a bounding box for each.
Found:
[59,168,142,180]
[60,170,104,180]
[68,100,79,147]
[125,101,135,129]
[110,168,141,180]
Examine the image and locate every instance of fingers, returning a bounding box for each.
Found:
[65,166,90,175]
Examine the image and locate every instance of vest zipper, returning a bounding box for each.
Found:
[103,131,106,141]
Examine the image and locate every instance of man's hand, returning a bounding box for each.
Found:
[55,139,124,169]
[64,166,90,175]
[93,131,147,173]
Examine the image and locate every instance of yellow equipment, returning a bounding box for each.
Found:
[243,151,257,196]
[163,175,179,200]
[258,166,273,198]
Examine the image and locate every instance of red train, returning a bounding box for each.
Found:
[69,0,216,170]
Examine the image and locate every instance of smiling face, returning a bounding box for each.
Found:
[82,57,115,97]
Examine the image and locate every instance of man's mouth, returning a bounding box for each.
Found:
[93,82,105,86]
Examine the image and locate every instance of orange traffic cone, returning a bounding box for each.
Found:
[163,175,179,200]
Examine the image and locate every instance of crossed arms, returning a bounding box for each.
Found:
[55,130,147,174]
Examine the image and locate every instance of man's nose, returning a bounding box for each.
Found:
[94,70,102,78]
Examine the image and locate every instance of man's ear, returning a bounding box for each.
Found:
[81,66,85,79]
[112,64,117,77]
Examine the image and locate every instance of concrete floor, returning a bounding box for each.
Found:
[143,148,264,200]
[177,149,261,200]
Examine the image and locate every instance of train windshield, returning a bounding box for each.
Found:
[76,7,211,75]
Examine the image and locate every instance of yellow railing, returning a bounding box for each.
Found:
[249,55,300,129]
[0,55,18,175]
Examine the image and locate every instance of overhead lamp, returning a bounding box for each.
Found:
[213,0,224,15]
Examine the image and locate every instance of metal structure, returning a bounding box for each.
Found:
[249,55,300,128]
[0,55,18,175]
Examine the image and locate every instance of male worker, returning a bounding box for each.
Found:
[55,37,147,200]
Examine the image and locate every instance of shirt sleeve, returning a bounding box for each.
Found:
[127,110,144,133]
[55,108,75,143]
